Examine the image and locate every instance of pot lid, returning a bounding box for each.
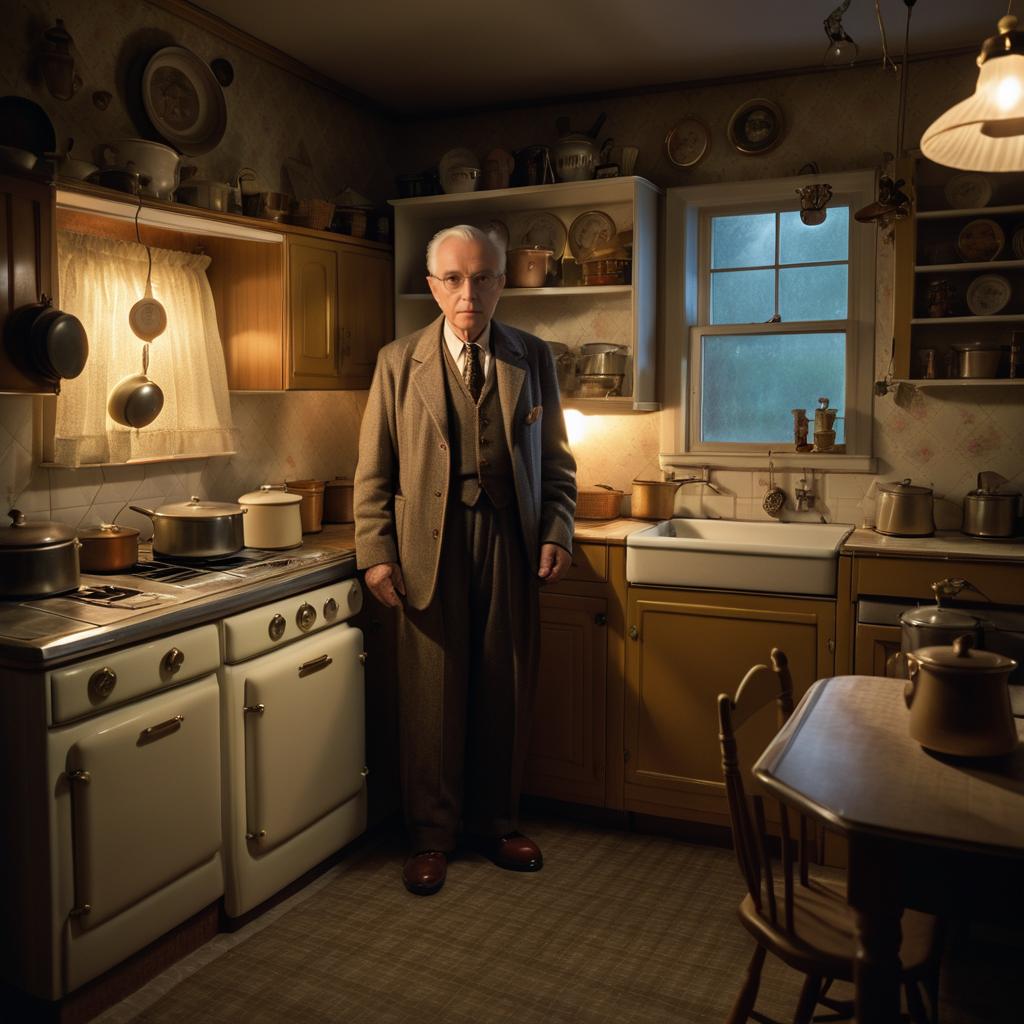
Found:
[913,634,1016,673]
[153,496,243,518]
[507,246,553,255]
[1,508,76,547]
[879,477,933,496]
[967,488,1021,499]
[901,604,981,630]
[78,523,140,540]
[238,484,302,506]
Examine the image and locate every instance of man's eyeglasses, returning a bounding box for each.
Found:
[429,271,503,293]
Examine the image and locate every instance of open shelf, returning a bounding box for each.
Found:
[915,259,1024,273]
[900,378,1023,389]
[910,314,1024,325]
[916,203,1024,220]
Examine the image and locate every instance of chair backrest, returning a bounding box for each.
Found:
[717,648,810,933]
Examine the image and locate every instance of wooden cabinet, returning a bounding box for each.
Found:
[1,172,58,394]
[53,184,392,392]
[390,176,661,410]
[524,592,608,805]
[854,622,901,677]
[893,156,1024,386]
[622,586,836,827]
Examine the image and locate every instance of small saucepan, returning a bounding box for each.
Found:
[77,523,140,573]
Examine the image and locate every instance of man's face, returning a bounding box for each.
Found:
[427,236,505,341]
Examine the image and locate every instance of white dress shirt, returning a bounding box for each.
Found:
[444,320,492,380]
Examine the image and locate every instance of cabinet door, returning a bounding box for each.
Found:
[337,247,393,388]
[288,239,339,385]
[854,622,902,677]
[524,592,607,805]
[0,172,57,393]
[623,588,835,825]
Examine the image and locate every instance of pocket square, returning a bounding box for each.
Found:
[525,405,543,425]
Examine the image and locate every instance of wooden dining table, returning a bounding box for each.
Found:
[753,674,1024,1023]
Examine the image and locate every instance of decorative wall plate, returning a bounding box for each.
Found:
[944,173,991,210]
[568,210,617,261]
[957,218,1004,262]
[142,46,227,156]
[665,116,710,168]
[727,99,785,155]
[966,274,1011,316]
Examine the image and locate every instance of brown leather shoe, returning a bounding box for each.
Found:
[478,832,543,872]
[402,851,447,895]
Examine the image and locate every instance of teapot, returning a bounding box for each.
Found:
[904,634,1018,757]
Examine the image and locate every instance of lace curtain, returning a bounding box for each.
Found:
[53,229,237,466]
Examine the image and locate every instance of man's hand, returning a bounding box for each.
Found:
[537,543,571,585]
[364,562,406,608]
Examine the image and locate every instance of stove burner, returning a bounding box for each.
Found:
[77,585,143,602]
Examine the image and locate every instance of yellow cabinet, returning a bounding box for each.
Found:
[337,247,393,388]
[623,586,836,827]
[524,591,608,806]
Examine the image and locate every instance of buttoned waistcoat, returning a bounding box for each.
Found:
[354,315,577,610]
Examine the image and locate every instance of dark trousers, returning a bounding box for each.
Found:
[396,494,539,852]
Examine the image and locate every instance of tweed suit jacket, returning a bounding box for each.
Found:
[354,314,577,610]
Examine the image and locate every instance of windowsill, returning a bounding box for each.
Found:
[660,452,877,473]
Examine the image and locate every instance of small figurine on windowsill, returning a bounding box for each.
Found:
[791,408,812,452]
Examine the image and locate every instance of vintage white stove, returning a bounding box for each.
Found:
[0,542,366,1003]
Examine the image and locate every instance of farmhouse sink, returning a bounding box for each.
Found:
[626,519,854,596]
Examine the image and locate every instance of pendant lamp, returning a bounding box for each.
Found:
[920,14,1024,171]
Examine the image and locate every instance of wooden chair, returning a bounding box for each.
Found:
[717,649,942,1024]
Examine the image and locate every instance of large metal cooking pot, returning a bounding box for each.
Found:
[631,479,681,520]
[506,247,553,288]
[904,635,1018,757]
[77,523,140,572]
[129,496,245,559]
[1,508,80,598]
[875,478,935,537]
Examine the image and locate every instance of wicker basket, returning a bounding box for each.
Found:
[288,199,335,231]
[576,485,623,520]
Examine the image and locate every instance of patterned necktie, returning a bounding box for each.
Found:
[463,342,483,403]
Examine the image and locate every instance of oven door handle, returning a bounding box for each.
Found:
[138,714,184,744]
[298,654,333,677]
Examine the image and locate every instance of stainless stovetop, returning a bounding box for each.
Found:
[0,543,356,668]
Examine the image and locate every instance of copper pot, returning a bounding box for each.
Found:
[323,478,354,523]
[630,479,681,519]
[78,524,140,572]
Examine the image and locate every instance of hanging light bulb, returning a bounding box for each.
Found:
[823,0,859,66]
[921,14,1024,171]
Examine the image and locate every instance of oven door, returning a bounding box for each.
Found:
[66,676,221,930]
[243,624,365,852]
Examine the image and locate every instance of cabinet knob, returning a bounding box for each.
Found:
[629,625,639,640]
[359,651,368,665]
[595,613,607,626]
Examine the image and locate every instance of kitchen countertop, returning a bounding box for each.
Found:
[841,527,1024,562]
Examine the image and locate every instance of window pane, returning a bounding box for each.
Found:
[710,269,774,324]
[779,207,849,265]
[711,213,775,269]
[700,332,846,444]
[779,265,848,321]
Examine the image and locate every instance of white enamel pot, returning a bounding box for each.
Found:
[237,485,303,550]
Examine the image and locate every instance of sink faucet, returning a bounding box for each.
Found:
[795,473,816,512]
[666,465,725,496]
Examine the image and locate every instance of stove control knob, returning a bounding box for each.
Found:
[268,614,286,642]
[88,666,117,701]
[297,603,316,632]
[323,596,339,621]
[162,647,185,674]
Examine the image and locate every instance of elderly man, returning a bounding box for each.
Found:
[354,224,576,896]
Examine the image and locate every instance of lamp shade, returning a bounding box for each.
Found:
[921,17,1024,172]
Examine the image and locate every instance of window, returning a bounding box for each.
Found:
[664,171,876,457]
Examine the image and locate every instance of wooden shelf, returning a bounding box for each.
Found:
[914,260,1024,273]
[399,285,631,300]
[916,203,1024,220]
[900,378,1024,389]
[910,315,1024,325]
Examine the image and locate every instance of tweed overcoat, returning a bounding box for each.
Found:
[354,315,576,609]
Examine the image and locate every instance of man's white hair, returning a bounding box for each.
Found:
[426,224,506,276]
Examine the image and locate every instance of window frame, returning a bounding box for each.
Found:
[661,170,877,460]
